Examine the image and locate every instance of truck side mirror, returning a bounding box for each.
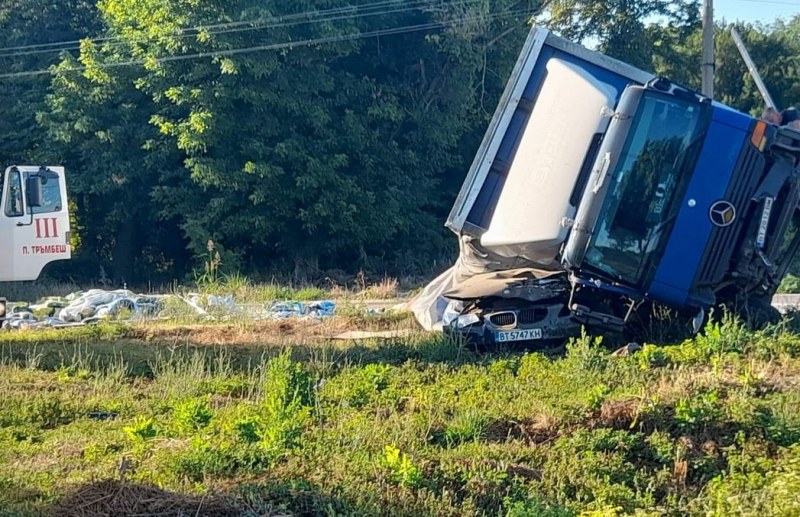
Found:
[26,175,43,208]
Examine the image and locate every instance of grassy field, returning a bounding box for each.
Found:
[1,311,800,516]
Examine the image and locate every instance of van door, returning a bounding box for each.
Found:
[0,166,71,282]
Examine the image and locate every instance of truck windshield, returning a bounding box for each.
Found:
[583,90,709,286]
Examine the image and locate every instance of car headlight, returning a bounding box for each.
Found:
[454,313,480,329]
[0,301,6,318]
[442,300,464,327]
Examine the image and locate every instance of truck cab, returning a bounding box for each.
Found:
[0,166,71,322]
[440,27,800,344]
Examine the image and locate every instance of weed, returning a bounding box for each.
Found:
[195,240,223,288]
[586,385,612,411]
[124,416,158,442]
[564,331,608,373]
[171,396,213,435]
[360,277,399,299]
[443,410,491,446]
[504,495,575,517]
[694,312,752,360]
[382,445,423,488]
[637,344,668,369]
[674,391,725,433]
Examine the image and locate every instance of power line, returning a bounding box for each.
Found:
[0,7,536,80]
[0,0,450,58]
[0,0,471,58]
[0,0,411,52]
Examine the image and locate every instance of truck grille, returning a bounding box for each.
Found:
[696,144,765,287]
[489,312,516,327]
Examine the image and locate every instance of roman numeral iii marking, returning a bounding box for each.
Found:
[34,218,59,239]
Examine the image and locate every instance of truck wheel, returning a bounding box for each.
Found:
[741,297,781,329]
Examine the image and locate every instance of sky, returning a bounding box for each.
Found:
[715,0,799,24]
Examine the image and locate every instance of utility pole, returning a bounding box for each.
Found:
[702,0,714,99]
[731,27,777,110]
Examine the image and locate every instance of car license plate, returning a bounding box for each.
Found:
[495,329,543,343]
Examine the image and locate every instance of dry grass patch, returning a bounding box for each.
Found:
[47,480,248,517]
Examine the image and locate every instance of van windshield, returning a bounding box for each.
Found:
[583,91,709,286]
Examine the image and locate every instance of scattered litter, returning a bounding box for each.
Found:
[88,411,119,421]
[269,301,336,320]
[333,330,415,340]
[772,294,800,314]
[612,343,643,357]
[2,289,339,330]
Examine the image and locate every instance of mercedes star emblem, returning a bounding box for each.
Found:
[709,200,736,227]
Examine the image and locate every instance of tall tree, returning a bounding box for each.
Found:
[539,0,700,70]
[58,0,541,278]
[0,0,100,162]
[42,53,189,282]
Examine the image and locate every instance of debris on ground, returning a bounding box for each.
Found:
[771,294,800,314]
[612,343,643,357]
[1,289,339,330]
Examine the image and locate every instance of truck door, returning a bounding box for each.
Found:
[0,166,71,282]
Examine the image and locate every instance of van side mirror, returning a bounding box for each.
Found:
[26,175,43,208]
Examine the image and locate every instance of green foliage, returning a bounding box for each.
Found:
[564,332,609,373]
[585,384,612,411]
[443,409,491,446]
[333,363,392,409]
[540,0,700,70]
[637,344,668,370]
[235,350,314,460]
[699,445,800,516]
[124,416,158,441]
[171,396,213,435]
[504,496,576,517]
[17,395,78,429]
[382,444,424,488]
[675,390,725,432]
[33,0,539,282]
[670,312,754,363]
[2,320,800,514]
[778,274,800,294]
[541,429,649,512]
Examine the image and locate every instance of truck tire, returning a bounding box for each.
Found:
[741,296,781,329]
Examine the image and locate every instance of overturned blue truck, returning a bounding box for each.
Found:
[413,26,800,344]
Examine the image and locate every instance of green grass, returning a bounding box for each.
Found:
[2,316,800,515]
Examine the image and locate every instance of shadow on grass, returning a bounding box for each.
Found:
[0,316,585,376]
[45,478,377,517]
[0,330,493,375]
